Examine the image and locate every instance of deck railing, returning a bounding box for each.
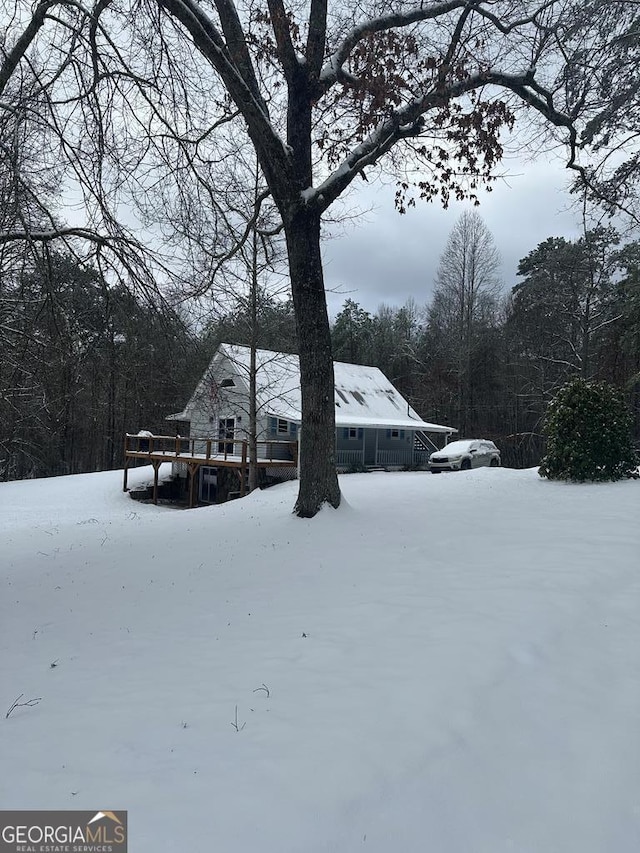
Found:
[376,449,415,467]
[336,448,429,468]
[124,433,298,464]
[336,449,365,467]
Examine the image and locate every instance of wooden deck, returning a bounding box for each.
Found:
[123,433,298,507]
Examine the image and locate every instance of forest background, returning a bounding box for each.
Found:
[3,207,638,481]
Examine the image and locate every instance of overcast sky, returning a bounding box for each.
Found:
[322,152,584,319]
[63,140,586,321]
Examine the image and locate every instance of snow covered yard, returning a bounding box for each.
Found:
[1,465,639,852]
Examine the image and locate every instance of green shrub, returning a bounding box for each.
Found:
[539,377,637,482]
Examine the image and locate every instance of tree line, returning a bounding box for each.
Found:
[329,213,640,468]
[4,210,636,480]
[0,249,203,480]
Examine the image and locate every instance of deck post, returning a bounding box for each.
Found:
[240,442,247,497]
[123,435,129,491]
[152,459,161,505]
[188,463,197,508]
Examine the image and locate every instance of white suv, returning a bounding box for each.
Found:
[429,439,501,472]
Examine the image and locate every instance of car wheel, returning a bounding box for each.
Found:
[490,458,499,467]
[460,458,471,470]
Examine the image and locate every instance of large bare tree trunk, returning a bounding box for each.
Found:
[284,207,340,517]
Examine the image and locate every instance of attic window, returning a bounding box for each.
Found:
[351,391,366,406]
[220,378,235,388]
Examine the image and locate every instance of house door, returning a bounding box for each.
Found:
[364,429,377,465]
[218,418,235,454]
[199,467,218,503]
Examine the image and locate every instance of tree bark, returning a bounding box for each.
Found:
[284,207,340,516]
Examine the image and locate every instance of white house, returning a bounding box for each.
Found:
[165,343,455,500]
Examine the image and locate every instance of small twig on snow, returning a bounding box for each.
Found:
[5,693,42,719]
[252,683,270,698]
[230,705,246,732]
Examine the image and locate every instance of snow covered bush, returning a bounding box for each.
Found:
[539,378,637,482]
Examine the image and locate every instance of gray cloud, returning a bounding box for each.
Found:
[322,157,583,318]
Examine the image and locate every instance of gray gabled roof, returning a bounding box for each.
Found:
[167,343,456,434]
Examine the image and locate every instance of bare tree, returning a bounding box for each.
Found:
[429,211,501,433]
[216,168,290,494]
[171,150,291,492]
[0,0,605,515]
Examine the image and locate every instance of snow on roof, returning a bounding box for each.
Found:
[169,343,456,434]
[166,409,191,421]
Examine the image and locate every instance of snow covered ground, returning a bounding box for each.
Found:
[1,465,639,852]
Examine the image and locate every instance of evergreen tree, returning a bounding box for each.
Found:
[539,377,637,481]
[331,300,373,364]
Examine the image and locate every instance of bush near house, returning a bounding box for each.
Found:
[539,378,638,482]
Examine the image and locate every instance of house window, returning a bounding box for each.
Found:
[391,429,400,438]
[277,419,289,434]
[343,427,363,440]
[220,378,235,388]
[218,418,235,454]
